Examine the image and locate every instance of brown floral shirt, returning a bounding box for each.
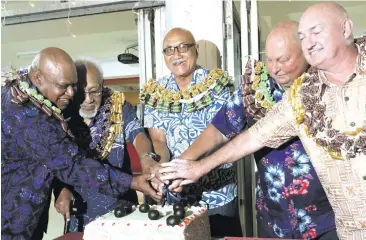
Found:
[249,46,366,240]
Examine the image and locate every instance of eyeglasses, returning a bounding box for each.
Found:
[84,89,102,97]
[162,43,196,56]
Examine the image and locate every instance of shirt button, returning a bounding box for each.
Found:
[350,122,356,127]
[344,96,349,101]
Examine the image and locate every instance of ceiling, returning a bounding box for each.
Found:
[1,5,138,69]
[2,0,366,70]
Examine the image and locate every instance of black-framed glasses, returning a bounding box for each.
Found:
[163,43,196,56]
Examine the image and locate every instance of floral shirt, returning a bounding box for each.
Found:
[211,77,336,239]
[1,81,132,239]
[144,66,237,209]
[249,41,366,240]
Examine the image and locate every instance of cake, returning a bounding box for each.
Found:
[83,204,211,240]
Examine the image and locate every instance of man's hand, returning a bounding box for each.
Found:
[158,159,205,186]
[168,179,184,192]
[141,159,164,194]
[149,176,164,195]
[55,187,74,221]
[131,174,162,203]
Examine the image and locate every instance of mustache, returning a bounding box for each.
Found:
[172,59,185,65]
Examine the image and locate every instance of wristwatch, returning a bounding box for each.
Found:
[142,152,161,162]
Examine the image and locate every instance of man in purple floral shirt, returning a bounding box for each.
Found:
[1,48,160,239]
[165,22,337,239]
[53,59,163,231]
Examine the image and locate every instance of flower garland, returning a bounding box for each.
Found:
[242,60,280,121]
[89,88,125,160]
[2,68,74,137]
[288,38,366,160]
[140,68,234,113]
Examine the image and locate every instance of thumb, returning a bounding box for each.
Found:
[147,173,155,181]
[65,204,71,221]
[146,186,160,200]
[180,179,194,186]
[173,186,183,193]
[65,212,71,222]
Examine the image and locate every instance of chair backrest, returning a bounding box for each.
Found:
[126,142,142,174]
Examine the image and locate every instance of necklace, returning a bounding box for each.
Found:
[89,88,125,160]
[242,60,282,120]
[2,68,73,137]
[140,68,234,113]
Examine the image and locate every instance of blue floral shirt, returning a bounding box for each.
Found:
[1,85,132,239]
[144,67,237,209]
[211,78,336,239]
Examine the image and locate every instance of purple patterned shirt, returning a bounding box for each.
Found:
[211,79,336,239]
[1,85,132,239]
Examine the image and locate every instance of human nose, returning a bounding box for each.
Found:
[173,47,183,57]
[66,85,75,98]
[83,92,94,103]
[270,61,280,75]
[304,34,316,50]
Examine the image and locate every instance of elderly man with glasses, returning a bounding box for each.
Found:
[53,59,162,232]
[142,27,241,237]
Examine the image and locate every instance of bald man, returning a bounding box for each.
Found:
[142,28,241,237]
[163,21,337,239]
[53,59,161,232]
[1,47,160,239]
[160,3,366,239]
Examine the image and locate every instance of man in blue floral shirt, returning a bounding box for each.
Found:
[164,22,337,239]
[1,47,160,239]
[53,59,162,231]
[143,28,241,237]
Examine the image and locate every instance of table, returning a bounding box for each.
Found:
[55,233,285,240]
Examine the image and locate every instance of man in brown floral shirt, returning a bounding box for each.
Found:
[159,3,366,239]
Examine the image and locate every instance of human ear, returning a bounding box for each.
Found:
[343,18,353,40]
[32,69,44,88]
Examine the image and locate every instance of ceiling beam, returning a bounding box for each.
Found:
[1,0,164,25]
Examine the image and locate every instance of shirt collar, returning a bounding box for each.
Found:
[318,42,366,87]
[164,65,204,91]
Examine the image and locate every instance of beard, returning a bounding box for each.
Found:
[79,109,97,119]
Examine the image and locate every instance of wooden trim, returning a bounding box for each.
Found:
[104,77,139,85]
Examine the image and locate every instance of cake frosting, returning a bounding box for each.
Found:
[83,205,211,240]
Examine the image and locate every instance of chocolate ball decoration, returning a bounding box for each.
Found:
[174,208,185,219]
[166,215,181,226]
[114,207,126,218]
[124,205,133,214]
[173,202,184,212]
[148,209,160,220]
[139,203,150,213]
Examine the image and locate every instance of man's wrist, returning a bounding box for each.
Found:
[141,152,161,162]
[200,157,215,176]
[130,176,139,190]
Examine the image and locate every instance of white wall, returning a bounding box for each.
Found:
[164,0,225,68]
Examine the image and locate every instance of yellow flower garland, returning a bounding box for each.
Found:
[140,68,234,113]
[288,73,306,125]
[99,91,125,160]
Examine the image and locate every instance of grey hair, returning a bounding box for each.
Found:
[74,57,104,85]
